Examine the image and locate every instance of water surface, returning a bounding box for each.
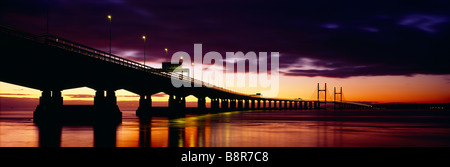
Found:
[1,109,450,147]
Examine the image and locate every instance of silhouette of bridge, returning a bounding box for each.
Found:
[0,25,371,123]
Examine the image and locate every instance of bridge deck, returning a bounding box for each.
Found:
[0,25,371,108]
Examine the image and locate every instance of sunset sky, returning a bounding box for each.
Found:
[1,0,449,105]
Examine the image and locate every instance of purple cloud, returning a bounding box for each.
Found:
[1,0,449,78]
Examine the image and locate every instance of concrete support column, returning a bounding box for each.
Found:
[94,90,119,110]
[237,100,243,110]
[284,101,288,110]
[106,90,117,105]
[221,99,229,110]
[251,100,256,110]
[244,99,249,110]
[38,89,63,107]
[257,100,261,109]
[230,99,236,110]
[268,100,272,109]
[211,98,220,110]
[198,97,206,110]
[95,90,120,111]
[34,90,64,123]
[179,96,186,109]
[94,90,105,107]
[169,95,186,110]
[136,94,152,116]
[39,90,51,105]
[94,89,121,122]
[263,100,267,109]
[52,90,63,106]
[169,94,175,109]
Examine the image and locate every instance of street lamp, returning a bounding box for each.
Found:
[165,48,168,62]
[46,0,49,35]
[107,14,112,54]
[142,35,146,66]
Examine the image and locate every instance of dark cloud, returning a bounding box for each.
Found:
[1,0,449,78]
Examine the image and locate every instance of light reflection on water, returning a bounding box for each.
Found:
[1,110,450,147]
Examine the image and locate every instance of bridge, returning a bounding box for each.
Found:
[0,25,371,123]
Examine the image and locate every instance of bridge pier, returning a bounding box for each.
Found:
[198,97,206,110]
[39,90,63,106]
[294,101,298,110]
[263,100,267,110]
[93,90,121,122]
[237,100,243,110]
[244,99,250,110]
[136,94,152,117]
[251,100,256,110]
[268,100,272,110]
[230,99,236,110]
[221,99,229,111]
[34,90,63,123]
[211,98,220,111]
[34,89,122,124]
[169,95,186,110]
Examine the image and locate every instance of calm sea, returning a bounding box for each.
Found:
[1,109,450,147]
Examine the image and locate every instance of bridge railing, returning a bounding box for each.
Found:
[0,25,289,99]
[338,101,372,107]
[37,33,248,96]
[0,25,40,42]
[41,35,157,71]
[168,71,249,97]
[0,25,309,101]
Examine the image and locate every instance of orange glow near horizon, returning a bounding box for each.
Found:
[1,74,449,104]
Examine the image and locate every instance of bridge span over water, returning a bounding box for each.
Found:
[0,25,371,123]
